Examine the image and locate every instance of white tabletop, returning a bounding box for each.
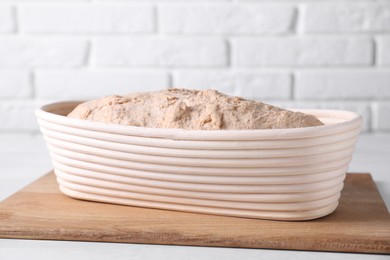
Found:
[1,133,389,260]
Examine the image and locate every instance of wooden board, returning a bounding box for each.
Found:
[0,172,389,254]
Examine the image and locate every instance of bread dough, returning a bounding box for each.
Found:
[67,89,324,130]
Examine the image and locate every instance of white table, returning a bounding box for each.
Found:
[1,133,389,260]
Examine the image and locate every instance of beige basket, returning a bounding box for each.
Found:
[36,101,362,221]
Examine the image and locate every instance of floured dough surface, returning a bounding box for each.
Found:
[67,89,324,130]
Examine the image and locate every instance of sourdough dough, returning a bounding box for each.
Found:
[67,89,324,130]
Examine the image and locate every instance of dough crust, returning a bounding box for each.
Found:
[68,89,324,130]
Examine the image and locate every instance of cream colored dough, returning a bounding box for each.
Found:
[67,88,323,130]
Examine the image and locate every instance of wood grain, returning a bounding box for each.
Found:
[0,172,389,254]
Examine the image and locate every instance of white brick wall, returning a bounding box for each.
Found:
[35,70,169,99]
[0,101,42,131]
[0,38,87,67]
[295,71,390,100]
[232,37,373,66]
[373,102,390,131]
[0,0,389,134]
[0,70,31,98]
[94,37,227,67]
[0,6,15,33]
[378,36,390,66]
[303,3,390,33]
[174,71,291,99]
[19,4,155,33]
[159,4,295,34]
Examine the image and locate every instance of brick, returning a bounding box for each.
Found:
[106,0,230,2]
[0,70,31,98]
[35,70,169,99]
[271,101,371,132]
[0,101,41,131]
[160,4,295,34]
[174,71,291,99]
[0,38,87,67]
[19,4,154,33]
[2,0,87,1]
[372,102,390,131]
[0,6,14,32]
[94,0,229,2]
[295,71,390,100]
[303,3,390,33]
[377,36,390,66]
[232,37,372,67]
[94,37,227,67]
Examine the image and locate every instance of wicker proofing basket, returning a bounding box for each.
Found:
[36,101,362,221]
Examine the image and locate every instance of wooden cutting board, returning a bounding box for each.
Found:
[0,172,389,254]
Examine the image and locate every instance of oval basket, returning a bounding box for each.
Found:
[36,101,362,221]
